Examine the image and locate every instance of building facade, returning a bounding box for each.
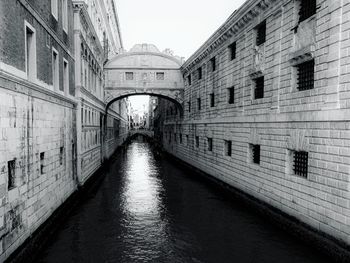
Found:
[162,0,350,246]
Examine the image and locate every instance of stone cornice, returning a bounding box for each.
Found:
[181,0,277,74]
[80,86,106,108]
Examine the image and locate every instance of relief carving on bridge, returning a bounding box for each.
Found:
[287,129,310,151]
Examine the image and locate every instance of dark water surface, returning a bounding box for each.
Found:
[37,141,332,263]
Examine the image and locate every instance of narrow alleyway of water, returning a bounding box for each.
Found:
[37,140,333,263]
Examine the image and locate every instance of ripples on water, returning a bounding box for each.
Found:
[37,140,333,263]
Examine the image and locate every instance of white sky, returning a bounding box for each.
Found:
[116,0,247,111]
[116,0,247,59]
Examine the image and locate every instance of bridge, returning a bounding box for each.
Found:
[128,129,154,138]
[104,44,185,114]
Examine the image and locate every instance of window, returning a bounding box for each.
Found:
[207,138,213,152]
[210,93,215,107]
[63,59,68,92]
[297,60,314,91]
[52,49,59,91]
[254,76,264,99]
[40,152,45,174]
[174,133,177,143]
[25,23,36,81]
[8,160,16,190]
[197,98,201,110]
[180,134,183,144]
[228,87,234,104]
[228,42,236,60]
[59,147,64,165]
[188,74,192,86]
[293,151,308,178]
[299,0,316,23]
[188,101,191,112]
[251,144,261,164]
[195,136,199,148]
[198,67,202,80]
[256,21,266,46]
[51,0,58,19]
[225,141,232,156]
[125,72,134,80]
[62,0,68,32]
[210,57,216,72]
[156,72,165,80]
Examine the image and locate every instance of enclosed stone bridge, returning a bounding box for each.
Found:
[129,129,154,138]
[104,44,185,113]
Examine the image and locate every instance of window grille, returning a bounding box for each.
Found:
[188,101,191,112]
[293,151,308,178]
[225,141,232,156]
[229,42,236,60]
[180,134,183,144]
[156,72,165,80]
[40,152,45,174]
[196,136,199,148]
[59,147,64,165]
[188,74,192,85]
[8,160,16,190]
[198,67,202,80]
[125,72,133,80]
[256,21,266,46]
[299,0,316,23]
[197,98,201,110]
[297,60,314,91]
[207,138,213,151]
[228,87,234,104]
[210,57,216,72]
[210,93,215,107]
[252,144,260,164]
[254,76,264,99]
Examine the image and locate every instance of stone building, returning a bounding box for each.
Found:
[0,0,77,259]
[162,0,350,246]
[72,0,128,185]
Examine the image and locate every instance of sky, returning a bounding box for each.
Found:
[116,0,247,59]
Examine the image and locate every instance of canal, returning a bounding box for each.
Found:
[37,140,333,263]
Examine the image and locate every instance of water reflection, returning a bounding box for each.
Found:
[37,140,334,263]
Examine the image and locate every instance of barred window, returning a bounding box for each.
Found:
[207,138,213,152]
[198,67,202,80]
[195,136,199,148]
[125,72,134,80]
[256,21,266,46]
[186,135,189,145]
[297,60,314,91]
[188,101,191,112]
[197,98,201,110]
[40,152,45,174]
[293,151,308,178]
[59,147,64,165]
[180,134,183,144]
[156,72,165,80]
[210,57,216,72]
[210,93,215,107]
[251,144,260,164]
[8,160,16,190]
[228,87,234,104]
[229,42,236,60]
[174,133,177,143]
[299,0,316,23]
[225,141,232,156]
[254,76,264,99]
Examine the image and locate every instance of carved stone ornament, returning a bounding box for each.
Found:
[287,129,310,151]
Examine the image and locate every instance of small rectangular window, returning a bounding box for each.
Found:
[40,152,45,174]
[229,42,236,60]
[210,57,216,72]
[293,151,308,178]
[210,93,215,107]
[174,133,177,143]
[256,21,266,46]
[26,24,36,81]
[197,98,201,110]
[297,60,314,91]
[228,87,234,104]
[62,0,68,32]
[125,72,134,80]
[188,101,191,112]
[195,136,199,148]
[254,76,264,99]
[299,0,316,23]
[52,49,59,91]
[188,74,192,86]
[251,144,261,164]
[225,141,232,156]
[51,0,58,19]
[180,134,183,144]
[156,72,164,80]
[59,147,64,165]
[198,67,202,80]
[207,138,213,152]
[8,160,16,190]
[63,60,68,92]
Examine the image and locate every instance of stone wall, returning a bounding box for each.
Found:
[162,0,350,246]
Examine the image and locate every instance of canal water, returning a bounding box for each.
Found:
[37,140,333,263]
